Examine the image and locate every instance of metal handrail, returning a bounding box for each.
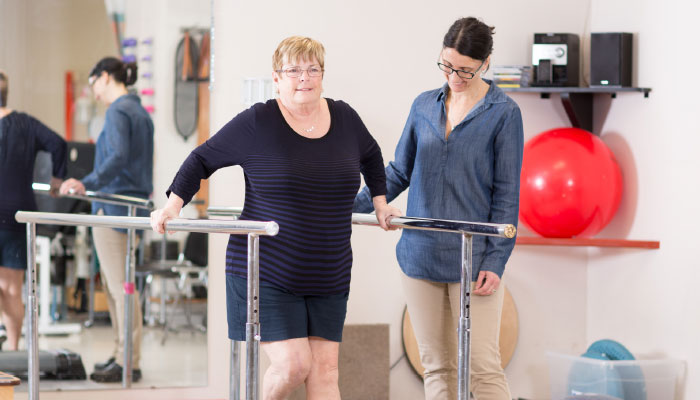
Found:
[208,206,516,400]
[16,211,278,400]
[16,212,278,236]
[207,206,516,238]
[32,182,154,210]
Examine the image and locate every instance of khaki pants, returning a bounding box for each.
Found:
[92,216,142,369]
[401,274,511,400]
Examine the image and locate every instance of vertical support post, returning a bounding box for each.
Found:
[159,233,167,325]
[26,222,39,400]
[86,241,96,328]
[122,205,136,387]
[457,233,473,400]
[230,340,241,400]
[246,234,260,400]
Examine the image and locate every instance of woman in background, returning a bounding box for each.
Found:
[61,57,153,382]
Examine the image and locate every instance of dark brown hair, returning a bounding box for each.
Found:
[443,17,495,61]
[89,57,138,86]
[0,70,7,107]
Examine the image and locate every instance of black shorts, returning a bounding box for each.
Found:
[226,274,349,342]
[0,230,27,270]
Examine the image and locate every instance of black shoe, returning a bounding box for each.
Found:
[90,362,142,383]
[93,357,116,371]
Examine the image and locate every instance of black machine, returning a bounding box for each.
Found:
[0,349,86,380]
[591,32,633,87]
[532,33,580,87]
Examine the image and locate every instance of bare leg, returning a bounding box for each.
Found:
[0,267,26,350]
[261,337,312,400]
[305,337,340,400]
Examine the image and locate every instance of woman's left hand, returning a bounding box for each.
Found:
[473,270,501,296]
[372,195,402,231]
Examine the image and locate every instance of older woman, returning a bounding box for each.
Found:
[354,17,523,400]
[151,36,400,399]
[0,70,66,351]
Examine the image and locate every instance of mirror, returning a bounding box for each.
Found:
[0,0,211,391]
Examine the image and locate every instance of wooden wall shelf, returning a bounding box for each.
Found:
[516,236,660,249]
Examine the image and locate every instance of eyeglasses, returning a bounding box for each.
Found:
[275,66,324,78]
[88,75,98,87]
[437,60,484,80]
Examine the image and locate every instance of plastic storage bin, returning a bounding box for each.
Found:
[547,352,683,400]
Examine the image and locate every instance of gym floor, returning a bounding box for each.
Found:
[13,311,208,392]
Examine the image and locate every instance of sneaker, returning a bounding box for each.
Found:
[93,357,116,371]
[90,362,142,383]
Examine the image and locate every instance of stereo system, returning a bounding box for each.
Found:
[531,32,633,88]
[532,33,580,87]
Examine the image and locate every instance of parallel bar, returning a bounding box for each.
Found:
[85,252,96,328]
[230,340,241,400]
[246,234,260,400]
[207,206,243,217]
[32,182,153,210]
[26,223,39,400]
[122,205,136,387]
[352,213,514,238]
[457,233,473,400]
[210,206,514,400]
[207,207,514,239]
[17,211,277,400]
[15,212,279,236]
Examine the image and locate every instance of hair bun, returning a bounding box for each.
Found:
[124,62,138,86]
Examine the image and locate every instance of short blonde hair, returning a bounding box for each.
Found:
[0,70,7,107]
[272,36,325,72]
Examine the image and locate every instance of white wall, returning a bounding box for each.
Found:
[587,0,700,399]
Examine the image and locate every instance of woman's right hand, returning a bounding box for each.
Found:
[150,193,185,234]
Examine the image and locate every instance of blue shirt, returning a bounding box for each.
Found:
[82,94,153,219]
[354,81,523,282]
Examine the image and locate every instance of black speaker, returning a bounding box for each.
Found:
[590,32,633,87]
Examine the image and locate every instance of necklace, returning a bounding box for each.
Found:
[279,99,321,134]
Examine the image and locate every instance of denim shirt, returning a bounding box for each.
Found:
[82,94,154,220]
[354,80,523,282]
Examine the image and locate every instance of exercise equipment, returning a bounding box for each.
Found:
[567,339,646,400]
[0,349,86,380]
[519,127,622,238]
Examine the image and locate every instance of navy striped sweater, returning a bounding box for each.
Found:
[0,112,66,231]
[168,99,386,295]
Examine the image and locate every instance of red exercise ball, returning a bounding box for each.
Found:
[519,127,623,238]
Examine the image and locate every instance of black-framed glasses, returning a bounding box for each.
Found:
[275,66,324,78]
[437,60,484,80]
